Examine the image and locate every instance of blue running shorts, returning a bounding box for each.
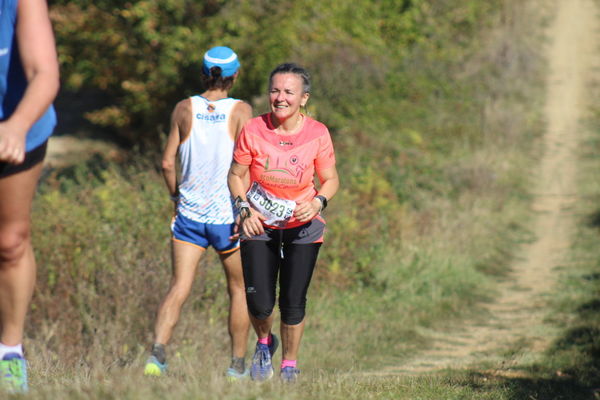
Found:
[171,213,239,254]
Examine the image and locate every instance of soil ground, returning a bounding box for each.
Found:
[45,135,122,168]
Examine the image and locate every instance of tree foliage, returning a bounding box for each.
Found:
[50,1,517,283]
[50,0,497,145]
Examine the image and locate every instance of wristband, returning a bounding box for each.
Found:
[314,195,328,211]
[234,196,250,210]
[234,196,252,218]
[239,206,252,219]
[170,193,179,202]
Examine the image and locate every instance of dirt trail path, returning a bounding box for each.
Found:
[45,136,121,168]
[373,0,598,376]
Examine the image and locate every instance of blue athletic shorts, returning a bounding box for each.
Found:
[171,213,239,254]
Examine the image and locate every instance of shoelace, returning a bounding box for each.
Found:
[253,345,271,369]
[260,348,271,368]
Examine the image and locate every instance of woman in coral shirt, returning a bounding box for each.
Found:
[228,63,339,383]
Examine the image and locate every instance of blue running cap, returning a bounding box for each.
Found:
[202,46,240,77]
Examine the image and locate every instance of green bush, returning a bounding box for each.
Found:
[31,162,172,360]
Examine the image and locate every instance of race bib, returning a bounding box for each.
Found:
[247,182,296,227]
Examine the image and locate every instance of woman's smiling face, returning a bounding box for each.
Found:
[269,73,309,123]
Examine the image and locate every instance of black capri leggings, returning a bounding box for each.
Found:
[241,232,322,325]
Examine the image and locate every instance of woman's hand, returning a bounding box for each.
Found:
[294,198,322,223]
[239,208,267,237]
[229,215,242,241]
[0,122,27,164]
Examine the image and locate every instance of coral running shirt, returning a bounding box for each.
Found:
[234,113,336,228]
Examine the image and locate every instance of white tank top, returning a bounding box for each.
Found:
[177,95,240,224]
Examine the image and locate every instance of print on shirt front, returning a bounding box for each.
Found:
[260,153,308,186]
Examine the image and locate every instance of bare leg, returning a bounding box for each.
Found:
[280,320,305,361]
[219,250,250,358]
[249,313,274,340]
[153,240,205,345]
[0,163,43,346]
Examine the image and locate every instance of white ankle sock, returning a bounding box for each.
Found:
[0,343,23,359]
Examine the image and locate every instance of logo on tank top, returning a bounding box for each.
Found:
[207,104,215,112]
[196,111,226,122]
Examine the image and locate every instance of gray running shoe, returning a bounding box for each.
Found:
[250,342,273,381]
[280,366,300,383]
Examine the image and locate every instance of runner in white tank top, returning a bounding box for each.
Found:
[145,46,253,380]
[178,95,240,224]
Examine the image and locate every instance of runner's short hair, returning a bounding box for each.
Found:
[269,63,311,94]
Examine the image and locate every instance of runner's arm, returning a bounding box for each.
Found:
[231,102,252,188]
[0,0,59,164]
[227,161,249,201]
[162,100,190,200]
[315,165,340,202]
[231,101,253,141]
[294,165,340,222]
[228,161,265,236]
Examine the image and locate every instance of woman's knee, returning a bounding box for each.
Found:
[0,224,30,266]
[246,292,275,320]
[279,300,306,325]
